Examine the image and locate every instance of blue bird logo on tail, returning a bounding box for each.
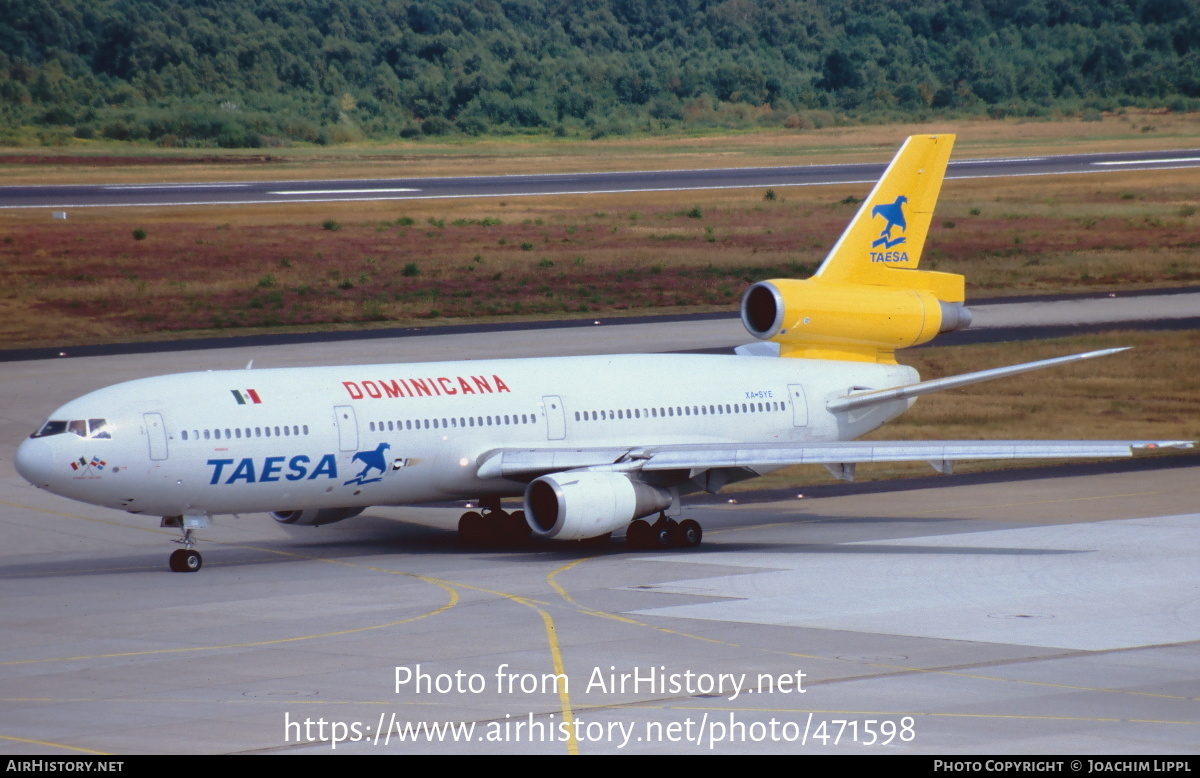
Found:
[871,195,908,248]
[344,442,390,485]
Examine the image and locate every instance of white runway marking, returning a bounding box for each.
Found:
[273,187,420,195]
[103,183,252,190]
[1093,157,1200,166]
[633,513,1200,651]
[952,156,1047,164]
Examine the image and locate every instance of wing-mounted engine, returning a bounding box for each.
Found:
[271,507,365,526]
[523,471,672,540]
[740,134,971,364]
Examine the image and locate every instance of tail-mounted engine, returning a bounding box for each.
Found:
[741,278,971,363]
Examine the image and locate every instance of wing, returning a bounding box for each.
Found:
[476,345,1192,487]
[477,439,1193,484]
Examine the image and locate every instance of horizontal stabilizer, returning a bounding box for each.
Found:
[826,347,1129,413]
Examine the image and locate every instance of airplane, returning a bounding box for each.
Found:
[14,134,1191,572]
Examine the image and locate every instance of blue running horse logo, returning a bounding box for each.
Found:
[871,195,908,249]
[344,442,390,485]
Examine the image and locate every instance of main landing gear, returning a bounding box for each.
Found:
[162,515,209,572]
[458,499,533,547]
[625,514,703,550]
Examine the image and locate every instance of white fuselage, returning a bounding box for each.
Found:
[15,353,917,518]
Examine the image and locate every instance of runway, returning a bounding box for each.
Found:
[2,147,1198,209]
[1,316,1197,754]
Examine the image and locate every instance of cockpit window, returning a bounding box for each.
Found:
[32,420,68,438]
[31,418,112,439]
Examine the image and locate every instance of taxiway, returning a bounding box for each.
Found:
[1,312,1197,754]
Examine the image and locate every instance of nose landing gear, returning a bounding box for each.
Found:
[169,547,202,572]
[162,514,211,572]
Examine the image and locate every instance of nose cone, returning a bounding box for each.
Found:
[14,437,53,488]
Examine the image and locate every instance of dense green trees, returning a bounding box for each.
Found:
[1,0,1197,146]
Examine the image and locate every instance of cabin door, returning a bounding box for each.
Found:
[334,405,359,451]
[787,384,809,427]
[542,396,566,440]
[143,412,168,460]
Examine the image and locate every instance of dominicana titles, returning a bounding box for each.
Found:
[342,374,511,400]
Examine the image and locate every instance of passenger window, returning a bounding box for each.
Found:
[182,430,189,441]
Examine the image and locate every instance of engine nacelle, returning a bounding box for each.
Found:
[523,472,673,541]
[741,278,971,362]
[270,507,365,526]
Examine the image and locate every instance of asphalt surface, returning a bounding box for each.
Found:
[1,321,1196,753]
[2,147,1199,209]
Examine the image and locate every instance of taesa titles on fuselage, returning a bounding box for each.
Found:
[15,135,1191,572]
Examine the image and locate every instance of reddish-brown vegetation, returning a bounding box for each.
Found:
[2,164,1197,349]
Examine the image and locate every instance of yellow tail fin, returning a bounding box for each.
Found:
[816,134,961,300]
[740,134,971,363]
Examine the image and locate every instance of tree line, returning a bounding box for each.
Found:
[2,0,1198,146]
